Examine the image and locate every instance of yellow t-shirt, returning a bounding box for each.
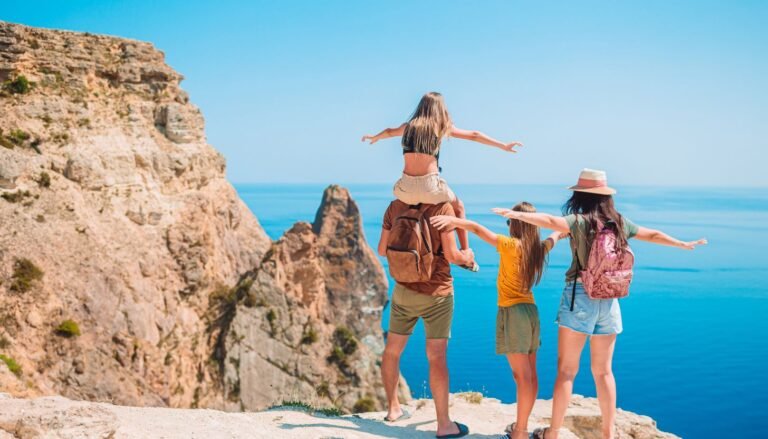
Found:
[496,235,552,307]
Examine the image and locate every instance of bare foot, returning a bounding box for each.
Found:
[384,407,403,422]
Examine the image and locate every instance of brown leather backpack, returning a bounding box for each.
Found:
[386,204,435,283]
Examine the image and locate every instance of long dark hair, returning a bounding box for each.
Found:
[509,202,548,291]
[561,191,629,250]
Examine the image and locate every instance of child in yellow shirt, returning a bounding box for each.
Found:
[430,202,563,439]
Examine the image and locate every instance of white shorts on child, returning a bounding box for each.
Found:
[393,172,456,205]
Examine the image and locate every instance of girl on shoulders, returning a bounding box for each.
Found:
[363,92,522,271]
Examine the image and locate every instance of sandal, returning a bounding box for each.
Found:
[436,421,469,438]
[532,427,550,439]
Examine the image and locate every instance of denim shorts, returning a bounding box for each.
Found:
[557,282,623,335]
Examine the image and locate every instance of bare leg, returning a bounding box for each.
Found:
[450,197,469,250]
[426,338,459,436]
[547,326,588,439]
[590,334,618,439]
[381,333,409,420]
[506,352,538,437]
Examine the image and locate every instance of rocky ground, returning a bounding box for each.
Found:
[0,392,678,439]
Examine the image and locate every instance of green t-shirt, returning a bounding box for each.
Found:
[564,214,639,282]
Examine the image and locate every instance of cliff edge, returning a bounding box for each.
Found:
[0,392,679,438]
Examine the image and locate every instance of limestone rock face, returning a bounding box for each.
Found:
[211,186,407,412]
[0,22,398,413]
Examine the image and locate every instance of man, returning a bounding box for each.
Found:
[378,200,475,439]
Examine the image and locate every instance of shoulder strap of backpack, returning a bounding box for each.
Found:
[571,214,581,311]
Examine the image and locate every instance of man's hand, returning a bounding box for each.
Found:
[430,215,458,231]
[460,248,475,266]
[679,238,708,250]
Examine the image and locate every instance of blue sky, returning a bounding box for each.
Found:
[3,1,766,186]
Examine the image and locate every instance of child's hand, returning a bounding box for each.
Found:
[361,135,378,144]
[491,207,516,218]
[430,215,457,231]
[500,141,523,152]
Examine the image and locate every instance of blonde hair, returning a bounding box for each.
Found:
[401,92,453,155]
[508,202,548,292]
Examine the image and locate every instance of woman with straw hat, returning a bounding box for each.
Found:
[492,169,707,439]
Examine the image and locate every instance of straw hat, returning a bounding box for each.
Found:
[567,168,617,195]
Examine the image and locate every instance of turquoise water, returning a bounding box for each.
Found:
[236,183,768,438]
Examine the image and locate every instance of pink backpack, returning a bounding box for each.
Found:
[571,217,634,308]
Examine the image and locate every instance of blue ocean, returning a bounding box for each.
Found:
[236,183,768,438]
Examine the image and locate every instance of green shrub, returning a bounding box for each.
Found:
[328,346,346,366]
[352,397,376,413]
[316,406,343,417]
[38,172,51,188]
[0,354,21,377]
[301,326,318,345]
[265,309,278,335]
[274,400,342,417]
[333,327,358,355]
[10,258,43,293]
[0,335,10,349]
[7,129,30,145]
[328,327,359,371]
[1,190,32,203]
[55,319,81,338]
[3,75,31,94]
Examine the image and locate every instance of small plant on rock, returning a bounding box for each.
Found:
[0,354,21,377]
[10,258,43,293]
[55,319,81,338]
[3,75,32,95]
[266,309,277,335]
[352,396,376,413]
[38,172,51,188]
[301,326,318,345]
[1,190,32,203]
[328,326,358,372]
[7,129,30,145]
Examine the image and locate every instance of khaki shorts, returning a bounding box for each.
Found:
[496,303,541,354]
[389,284,454,339]
[393,173,456,205]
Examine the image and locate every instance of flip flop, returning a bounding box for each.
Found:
[532,427,549,439]
[436,421,469,438]
[383,409,411,422]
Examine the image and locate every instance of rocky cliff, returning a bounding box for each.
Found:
[0,21,400,413]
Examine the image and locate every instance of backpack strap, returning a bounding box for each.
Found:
[571,214,582,312]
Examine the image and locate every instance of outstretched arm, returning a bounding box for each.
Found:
[362,123,406,145]
[634,227,707,250]
[544,231,567,250]
[430,215,497,246]
[492,208,570,233]
[440,229,475,266]
[450,126,523,152]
